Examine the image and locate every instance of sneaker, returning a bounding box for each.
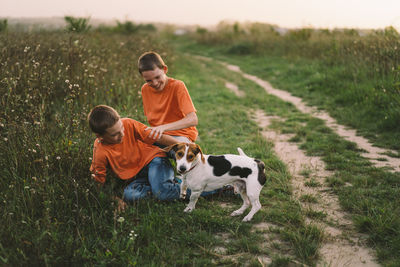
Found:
[218,184,235,196]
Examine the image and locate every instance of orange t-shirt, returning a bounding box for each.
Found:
[141,78,198,141]
[90,118,166,184]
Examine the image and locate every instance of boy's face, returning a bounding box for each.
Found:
[97,119,125,144]
[141,66,168,92]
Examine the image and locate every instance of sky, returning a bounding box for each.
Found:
[1,0,400,30]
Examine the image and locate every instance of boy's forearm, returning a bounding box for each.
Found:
[157,134,180,146]
[161,112,198,132]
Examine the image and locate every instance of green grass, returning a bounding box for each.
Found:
[3,25,400,265]
[173,35,400,265]
[1,31,324,266]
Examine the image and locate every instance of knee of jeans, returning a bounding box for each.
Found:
[150,157,163,164]
[123,188,134,203]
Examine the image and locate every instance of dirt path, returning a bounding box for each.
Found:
[251,109,378,266]
[221,62,400,173]
[214,60,381,265]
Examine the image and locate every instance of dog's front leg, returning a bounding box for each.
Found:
[180,178,187,200]
[184,190,202,213]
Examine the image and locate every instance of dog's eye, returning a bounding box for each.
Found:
[187,155,194,160]
[176,152,184,158]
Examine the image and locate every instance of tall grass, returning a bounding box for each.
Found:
[190,22,400,150]
[0,31,171,264]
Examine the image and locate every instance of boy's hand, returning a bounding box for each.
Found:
[113,196,127,213]
[146,125,166,140]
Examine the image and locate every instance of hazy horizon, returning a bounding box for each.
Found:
[2,0,400,30]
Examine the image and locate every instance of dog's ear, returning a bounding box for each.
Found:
[163,143,181,153]
[194,144,205,163]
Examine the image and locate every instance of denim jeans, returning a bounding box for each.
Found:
[123,156,221,202]
[123,157,180,202]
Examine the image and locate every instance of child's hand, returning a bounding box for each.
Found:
[146,125,166,140]
[113,196,127,213]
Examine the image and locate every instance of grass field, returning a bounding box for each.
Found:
[1,25,400,266]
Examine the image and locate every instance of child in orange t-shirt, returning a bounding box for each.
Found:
[138,51,198,145]
[88,105,181,211]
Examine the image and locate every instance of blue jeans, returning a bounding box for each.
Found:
[123,157,180,202]
[123,157,221,202]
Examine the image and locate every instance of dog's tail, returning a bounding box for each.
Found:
[237,147,248,157]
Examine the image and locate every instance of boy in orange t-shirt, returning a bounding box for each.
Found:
[88,105,181,210]
[138,51,198,145]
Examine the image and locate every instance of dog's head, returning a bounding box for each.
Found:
[164,142,205,174]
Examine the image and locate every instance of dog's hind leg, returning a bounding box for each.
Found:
[242,189,262,222]
[231,181,250,217]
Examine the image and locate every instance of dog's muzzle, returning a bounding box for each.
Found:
[178,165,187,174]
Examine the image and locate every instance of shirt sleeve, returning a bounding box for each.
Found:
[131,119,157,145]
[176,82,196,115]
[90,141,108,184]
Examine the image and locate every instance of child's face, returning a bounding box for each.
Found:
[98,119,125,144]
[141,66,168,92]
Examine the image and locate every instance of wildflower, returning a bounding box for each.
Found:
[0,123,4,127]
[129,230,138,238]
[56,156,61,160]
[117,217,125,223]
[3,138,7,142]
[32,176,37,181]
[24,46,30,53]
[32,149,37,153]
[24,186,29,190]
[65,79,70,84]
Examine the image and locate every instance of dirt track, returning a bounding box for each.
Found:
[217,59,382,266]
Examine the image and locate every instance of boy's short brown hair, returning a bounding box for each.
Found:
[138,51,166,74]
[88,105,120,135]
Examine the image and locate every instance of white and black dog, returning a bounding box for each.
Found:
[164,143,266,221]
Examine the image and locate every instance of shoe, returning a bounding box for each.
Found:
[218,184,235,196]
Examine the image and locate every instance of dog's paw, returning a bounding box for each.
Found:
[180,193,187,200]
[230,210,243,217]
[184,206,193,213]
[242,214,253,222]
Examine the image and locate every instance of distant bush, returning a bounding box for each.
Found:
[196,27,208,34]
[0,19,7,32]
[64,16,91,33]
[116,21,138,34]
[227,41,253,54]
[96,20,156,34]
